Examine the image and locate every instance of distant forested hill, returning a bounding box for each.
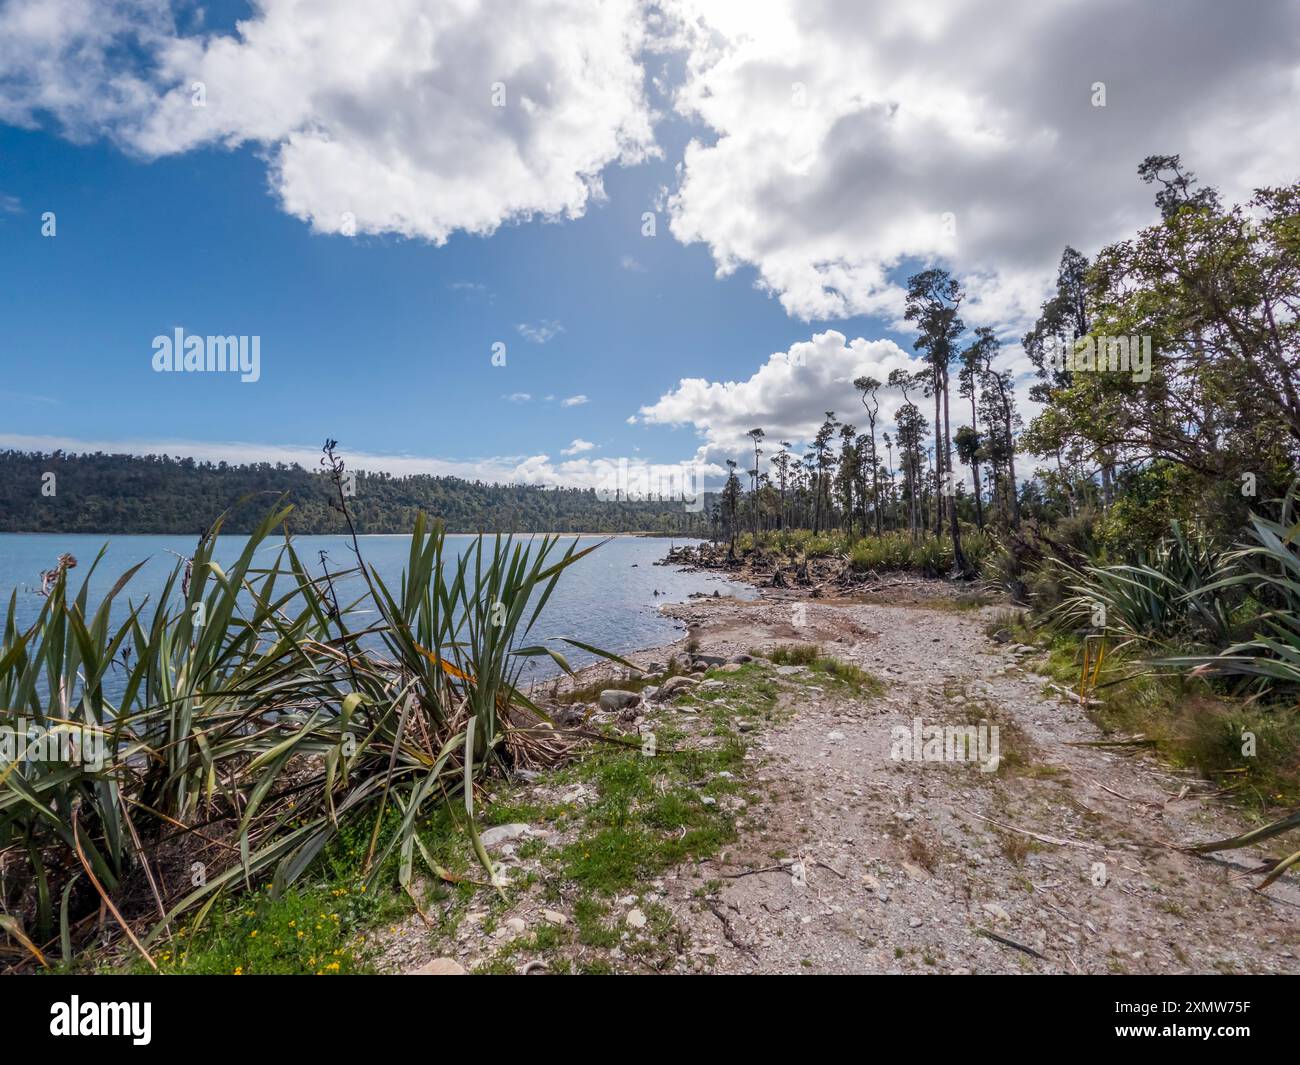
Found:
[0,450,716,535]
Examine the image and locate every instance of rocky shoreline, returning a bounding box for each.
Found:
[378,546,1299,975]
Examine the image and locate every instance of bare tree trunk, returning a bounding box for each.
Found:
[933,389,943,537]
[941,362,972,576]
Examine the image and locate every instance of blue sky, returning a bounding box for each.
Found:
[1,0,1296,488]
[0,106,899,481]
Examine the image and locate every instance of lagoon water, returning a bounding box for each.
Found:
[0,533,753,693]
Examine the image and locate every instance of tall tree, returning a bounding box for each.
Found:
[974,337,1021,528]
[773,442,793,530]
[882,431,896,530]
[812,412,838,534]
[835,423,859,534]
[905,269,972,576]
[746,427,765,540]
[722,459,741,560]
[960,328,1000,530]
[854,375,883,537]
[889,370,928,542]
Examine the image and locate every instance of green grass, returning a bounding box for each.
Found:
[757,644,886,696]
[739,527,996,577]
[390,656,835,974]
[553,739,744,893]
[995,614,1300,809]
[144,882,381,976]
[130,801,472,975]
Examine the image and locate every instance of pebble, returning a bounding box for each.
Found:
[409,957,466,975]
[479,823,530,849]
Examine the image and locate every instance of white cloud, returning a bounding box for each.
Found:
[0,0,176,140]
[663,0,1300,333]
[640,330,918,464]
[0,0,657,243]
[0,431,529,483]
[561,437,595,455]
[638,328,1045,472]
[517,319,565,344]
[560,394,588,407]
[503,392,532,403]
[620,254,646,271]
[0,432,699,491]
[9,0,1297,340]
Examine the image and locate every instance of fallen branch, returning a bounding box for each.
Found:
[720,865,786,880]
[1047,683,1103,707]
[966,811,1105,852]
[973,926,1048,961]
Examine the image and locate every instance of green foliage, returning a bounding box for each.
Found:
[1159,481,1300,695]
[0,502,621,969]
[1047,521,1234,646]
[846,529,993,578]
[554,740,743,893]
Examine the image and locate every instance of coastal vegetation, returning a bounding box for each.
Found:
[0,452,644,972]
[698,159,1300,882]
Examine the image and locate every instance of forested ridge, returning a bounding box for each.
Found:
[0,449,714,535]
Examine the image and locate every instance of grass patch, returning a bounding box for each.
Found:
[994,614,1300,809]
[554,740,743,893]
[134,812,421,975]
[758,644,886,696]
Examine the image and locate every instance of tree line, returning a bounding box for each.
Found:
[711,157,1299,573]
[0,450,715,536]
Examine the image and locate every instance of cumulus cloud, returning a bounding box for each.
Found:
[0,0,176,139]
[640,330,919,464]
[639,328,1043,477]
[561,437,595,455]
[663,0,1300,332]
[503,392,532,403]
[517,319,565,344]
[0,0,657,242]
[560,394,588,407]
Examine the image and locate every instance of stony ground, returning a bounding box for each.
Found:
[380,584,1300,975]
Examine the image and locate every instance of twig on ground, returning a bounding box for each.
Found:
[973,926,1048,961]
[965,810,1105,852]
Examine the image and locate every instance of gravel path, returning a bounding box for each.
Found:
[651,592,1300,975]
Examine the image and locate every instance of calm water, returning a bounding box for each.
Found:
[0,533,753,691]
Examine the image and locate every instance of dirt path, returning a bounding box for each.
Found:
[647,592,1300,974]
